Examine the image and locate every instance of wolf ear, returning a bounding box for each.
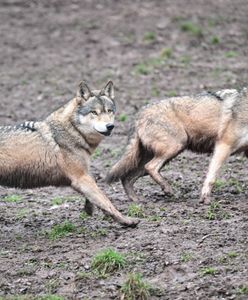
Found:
[101,81,114,99]
[77,81,92,101]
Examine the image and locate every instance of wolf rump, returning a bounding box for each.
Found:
[107,87,248,204]
[0,81,138,227]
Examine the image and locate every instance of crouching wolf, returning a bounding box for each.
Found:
[107,87,248,204]
[0,81,138,227]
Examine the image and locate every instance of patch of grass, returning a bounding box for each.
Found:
[17,266,36,276]
[51,197,64,206]
[39,296,64,300]
[45,279,60,295]
[225,51,238,58]
[109,148,121,158]
[180,252,193,263]
[2,194,22,203]
[143,31,156,43]
[48,221,76,240]
[16,208,29,220]
[75,271,91,280]
[167,91,177,97]
[134,51,170,76]
[220,251,239,263]
[134,63,152,75]
[213,179,225,191]
[237,285,248,295]
[79,211,90,221]
[90,228,108,238]
[92,148,101,159]
[20,79,28,85]
[227,251,238,258]
[210,36,220,44]
[128,204,145,218]
[200,267,217,276]
[127,251,147,264]
[147,215,162,222]
[227,178,243,193]
[120,272,151,300]
[121,32,136,44]
[180,55,191,64]
[205,201,220,220]
[119,113,128,122]
[180,21,203,37]
[160,47,172,59]
[151,85,160,97]
[91,248,126,277]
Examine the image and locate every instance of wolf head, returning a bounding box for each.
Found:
[74,81,116,136]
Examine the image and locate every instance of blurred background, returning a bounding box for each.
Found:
[1,0,247,123]
[0,1,248,299]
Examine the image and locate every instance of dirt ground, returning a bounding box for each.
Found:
[0,0,248,299]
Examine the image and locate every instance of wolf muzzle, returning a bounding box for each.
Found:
[101,123,115,136]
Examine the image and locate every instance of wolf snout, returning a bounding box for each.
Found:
[106,123,114,131]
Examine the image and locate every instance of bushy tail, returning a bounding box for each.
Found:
[106,132,141,183]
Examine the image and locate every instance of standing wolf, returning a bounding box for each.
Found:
[107,87,248,204]
[0,81,138,227]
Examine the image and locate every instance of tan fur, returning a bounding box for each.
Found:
[107,88,248,204]
[0,81,138,227]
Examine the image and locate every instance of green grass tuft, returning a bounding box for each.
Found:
[92,148,101,159]
[48,221,76,240]
[200,267,217,276]
[118,113,128,122]
[133,63,152,75]
[2,194,22,203]
[51,197,64,206]
[128,204,145,218]
[181,21,203,37]
[180,252,193,263]
[211,36,220,44]
[79,211,90,221]
[237,285,248,295]
[160,47,172,59]
[120,273,151,300]
[91,248,126,276]
[225,51,238,58]
[143,31,156,43]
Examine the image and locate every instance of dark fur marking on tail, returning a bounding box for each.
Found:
[206,91,223,101]
[197,91,223,101]
[16,121,37,132]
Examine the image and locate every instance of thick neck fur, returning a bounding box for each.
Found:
[46,97,103,155]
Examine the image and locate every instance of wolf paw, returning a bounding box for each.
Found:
[84,199,94,216]
[162,185,173,196]
[199,195,211,204]
[122,217,140,228]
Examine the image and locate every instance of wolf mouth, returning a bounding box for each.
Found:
[98,130,111,136]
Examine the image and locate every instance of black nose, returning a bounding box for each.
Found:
[106,123,114,131]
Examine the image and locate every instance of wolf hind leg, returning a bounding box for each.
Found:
[122,169,147,202]
[121,150,152,201]
[144,140,184,195]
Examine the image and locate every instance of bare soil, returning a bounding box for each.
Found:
[0,0,247,299]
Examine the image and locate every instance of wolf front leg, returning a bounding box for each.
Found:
[71,174,139,227]
[200,142,232,204]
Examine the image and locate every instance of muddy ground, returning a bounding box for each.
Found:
[0,0,248,299]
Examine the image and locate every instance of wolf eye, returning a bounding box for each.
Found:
[91,111,98,115]
[107,109,113,113]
